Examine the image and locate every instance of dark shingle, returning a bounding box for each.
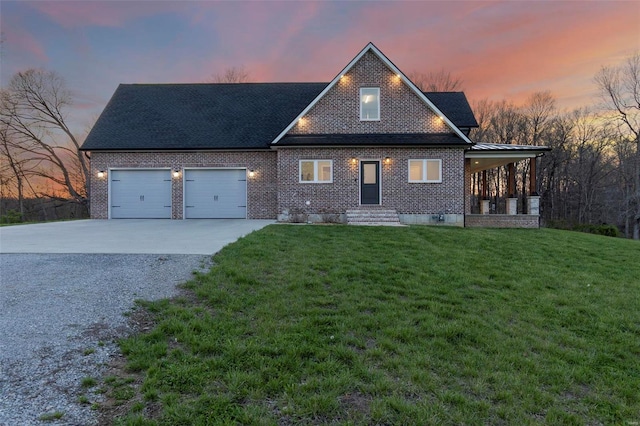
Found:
[81,83,327,150]
[424,92,479,128]
[277,133,468,147]
[80,84,478,151]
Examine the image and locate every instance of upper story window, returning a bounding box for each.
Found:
[408,159,442,183]
[360,87,380,121]
[300,160,333,183]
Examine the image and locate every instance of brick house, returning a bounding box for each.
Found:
[81,43,549,227]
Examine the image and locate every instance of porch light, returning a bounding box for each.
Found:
[384,157,391,164]
[248,169,255,178]
[351,158,357,165]
[173,169,180,178]
[97,170,105,178]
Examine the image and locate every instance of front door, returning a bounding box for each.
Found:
[360,161,380,205]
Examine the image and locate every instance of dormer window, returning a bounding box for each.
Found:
[360,87,380,121]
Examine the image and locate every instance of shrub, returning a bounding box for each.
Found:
[0,210,22,224]
[572,223,621,238]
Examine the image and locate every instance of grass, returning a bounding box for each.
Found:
[39,411,64,421]
[81,377,98,388]
[111,225,640,425]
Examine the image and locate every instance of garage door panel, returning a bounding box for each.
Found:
[184,169,246,219]
[111,170,172,219]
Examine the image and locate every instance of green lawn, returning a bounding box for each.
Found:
[107,226,639,425]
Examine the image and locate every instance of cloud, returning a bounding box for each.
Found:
[2,21,48,65]
[27,1,186,28]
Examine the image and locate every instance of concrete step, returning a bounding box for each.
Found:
[346,209,402,226]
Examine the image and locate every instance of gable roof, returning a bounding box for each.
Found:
[80,83,326,151]
[80,82,478,151]
[271,42,474,145]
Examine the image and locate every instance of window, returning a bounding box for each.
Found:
[300,160,333,183]
[360,87,380,121]
[408,159,442,183]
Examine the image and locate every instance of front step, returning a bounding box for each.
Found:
[346,208,403,226]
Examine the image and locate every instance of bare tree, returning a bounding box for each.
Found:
[210,66,250,83]
[0,118,28,220]
[595,53,640,238]
[408,69,463,92]
[0,69,89,211]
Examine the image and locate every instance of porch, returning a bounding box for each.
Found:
[465,143,551,228]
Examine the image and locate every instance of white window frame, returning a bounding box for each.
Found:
[360,87,380,121]
[299,160,333,183]
[408,159,442,183]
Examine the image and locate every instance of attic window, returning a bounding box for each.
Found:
[360,87,380,121]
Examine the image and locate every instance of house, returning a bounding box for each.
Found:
[80,42,550,227]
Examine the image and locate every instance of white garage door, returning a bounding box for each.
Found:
[184,169,247,219]
[110,170,172,219]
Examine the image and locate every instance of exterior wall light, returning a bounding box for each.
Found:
[173,169,180,178]
[351,158,357,165]
[97,170,105,178]
[248,170,255,178]
[384,157,391,164]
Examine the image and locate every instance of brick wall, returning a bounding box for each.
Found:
[288,51,448,135]
[276,147,465,217]
[465,214,540,228]
[89,151,277,219]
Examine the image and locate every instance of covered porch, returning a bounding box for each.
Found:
[465,143,551,228]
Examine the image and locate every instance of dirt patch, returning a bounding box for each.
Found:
[96,306,159,425]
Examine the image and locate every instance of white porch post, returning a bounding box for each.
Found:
[507,198,518,215]
[527,196,540,215]
[481,200,490,214]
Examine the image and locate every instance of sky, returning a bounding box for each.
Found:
[1,0,639,137]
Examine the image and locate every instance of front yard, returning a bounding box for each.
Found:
[103,225,639,425]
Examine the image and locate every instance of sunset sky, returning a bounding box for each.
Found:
[1,1,639,135]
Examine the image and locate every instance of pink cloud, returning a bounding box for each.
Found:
[3,21,48,64]
[65,0,638,114]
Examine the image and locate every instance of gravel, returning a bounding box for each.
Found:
[0,253,212,426]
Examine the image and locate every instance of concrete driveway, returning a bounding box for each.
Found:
[0,219,274,254]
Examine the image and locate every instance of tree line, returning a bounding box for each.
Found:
[1,57,638,239]
[461,54,639,239]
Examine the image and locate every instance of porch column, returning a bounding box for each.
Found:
[529,156,538,196]
[507,163,517,215]
[481,170,490,214]
[527,156,540,215]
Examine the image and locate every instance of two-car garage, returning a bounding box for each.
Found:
[109,169,247,219]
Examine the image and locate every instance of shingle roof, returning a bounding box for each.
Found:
[81,83,327,151]
[423,92,478,128]
[80,84,478,151]
[277,133,468,147]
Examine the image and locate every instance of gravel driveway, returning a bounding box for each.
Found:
[0,253,212,425]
